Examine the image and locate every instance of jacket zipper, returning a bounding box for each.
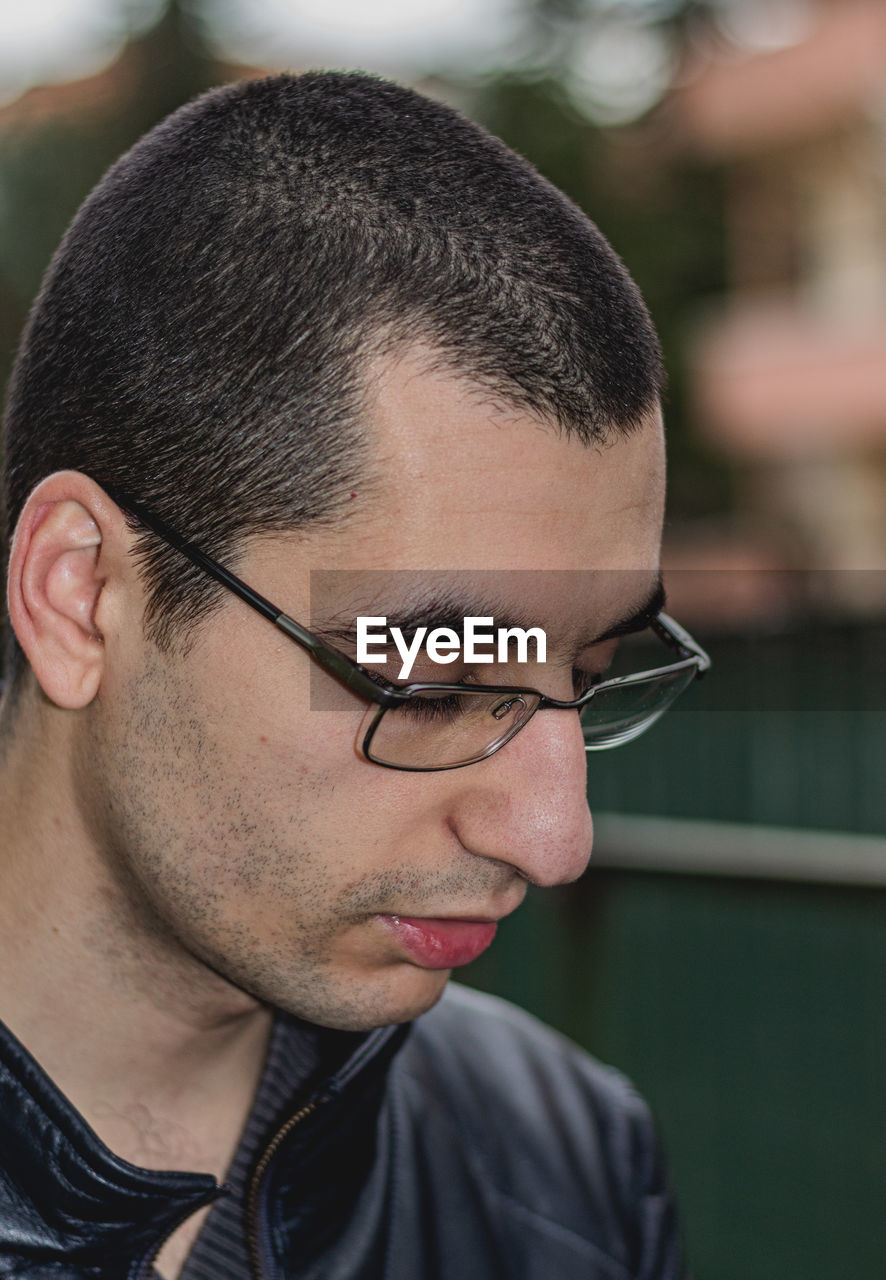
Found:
[246,1094,326,1280]
[133,1093,326,1280]
[131,1027,393,1279]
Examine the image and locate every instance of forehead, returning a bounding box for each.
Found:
[325,348,666,572]
[253,349,666,634]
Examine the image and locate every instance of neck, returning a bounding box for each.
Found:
[0,688,272,1179]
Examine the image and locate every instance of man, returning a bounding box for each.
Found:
[0,72,703,1278]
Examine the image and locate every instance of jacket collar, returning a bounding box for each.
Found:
[0,1011,406,1273]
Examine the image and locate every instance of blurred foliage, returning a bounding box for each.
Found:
[0,0,219,383]
[0,0,734,518]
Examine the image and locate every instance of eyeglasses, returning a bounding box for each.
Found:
[106,489,711,772]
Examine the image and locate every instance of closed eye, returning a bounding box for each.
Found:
[393,690,470,723]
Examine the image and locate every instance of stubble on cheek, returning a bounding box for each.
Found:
[77,658,343,1006]
[81,655,519,1028]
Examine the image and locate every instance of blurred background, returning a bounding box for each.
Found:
[1,1,884,1275]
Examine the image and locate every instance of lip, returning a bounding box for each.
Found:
[379,915,499,969]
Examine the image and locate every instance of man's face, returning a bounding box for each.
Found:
[81,350,666,1031]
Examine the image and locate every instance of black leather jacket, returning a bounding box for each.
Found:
[0,984,686,1279]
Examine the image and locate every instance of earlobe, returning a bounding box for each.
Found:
[8,474,123,710]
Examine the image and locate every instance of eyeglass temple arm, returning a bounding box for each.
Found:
[104,487,401,705]
[653,613,712,675]
[273,615,401,701]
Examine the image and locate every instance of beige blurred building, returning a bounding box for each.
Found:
[673,0,886,602]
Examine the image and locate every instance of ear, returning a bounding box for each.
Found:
[7,471,130,709]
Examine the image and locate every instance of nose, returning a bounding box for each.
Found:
[448,708,593,887]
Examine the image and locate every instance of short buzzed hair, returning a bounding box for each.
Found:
[2,70,662,676]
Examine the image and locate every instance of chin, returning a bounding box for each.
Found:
[278,963,453,1034]
[372,967,453,1028]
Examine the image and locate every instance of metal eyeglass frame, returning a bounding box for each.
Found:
[106,487,711,772]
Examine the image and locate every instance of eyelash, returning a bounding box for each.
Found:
[395,691,476,723]
[388,667,605,725]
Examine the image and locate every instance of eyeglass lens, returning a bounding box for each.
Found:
[580,666,698,750]
[365,688,541,769]
[364,664,697,770]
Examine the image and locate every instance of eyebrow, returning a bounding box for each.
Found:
[315,576,667,654]
[318,594,539,649]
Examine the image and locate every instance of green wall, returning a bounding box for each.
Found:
[466,618,886,1278]
[467,872,886,1279]
[587,618,886,834]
